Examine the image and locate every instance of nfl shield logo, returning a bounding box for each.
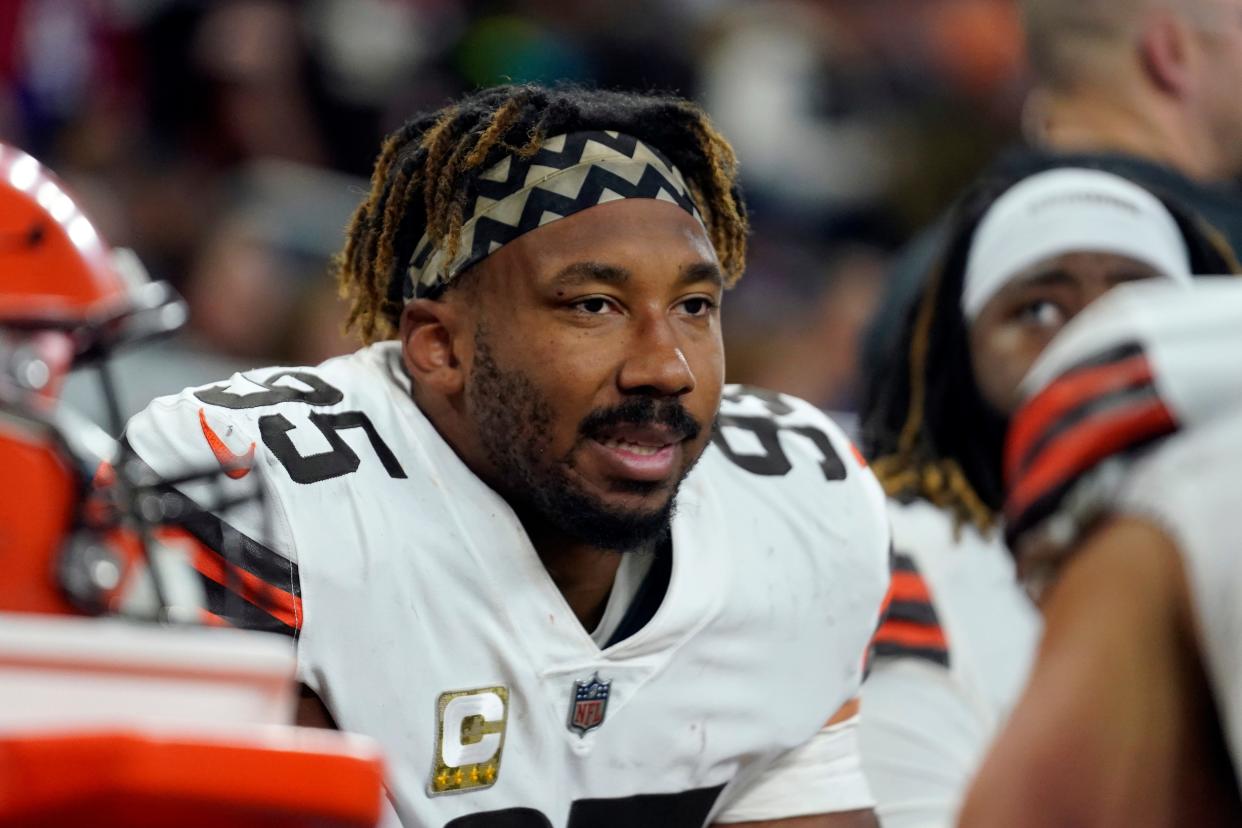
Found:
[568,672,611,737]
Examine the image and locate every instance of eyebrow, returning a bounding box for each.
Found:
[1009,263,1158,295]
[549,261,630,288]
[678,261,724,289]
[548,260,724,290]
[1008,269,1078,292]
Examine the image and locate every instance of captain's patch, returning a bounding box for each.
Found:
[429,685,509,796]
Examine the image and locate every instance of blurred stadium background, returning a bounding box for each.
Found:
[0,0,1028,426]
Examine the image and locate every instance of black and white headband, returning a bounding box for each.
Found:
[404,130,704,299]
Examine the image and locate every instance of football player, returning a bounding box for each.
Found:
[960,278,1242,826]
[122,85,891,827]
[0,142,385,827]
[857,167,1237,826]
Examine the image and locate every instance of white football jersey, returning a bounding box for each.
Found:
[1006,278,1242,782]
[860,500,1039,828]
[124,342,890,827]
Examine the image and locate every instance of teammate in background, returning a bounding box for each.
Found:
[863,0,1242,391]
[123,85,891,827]
[857,167,1237,827]
[960,279,1242,827]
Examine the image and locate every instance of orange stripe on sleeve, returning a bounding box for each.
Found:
[1006,354,1153,483]
[888,570,932,604]
[1007,398,1175,525]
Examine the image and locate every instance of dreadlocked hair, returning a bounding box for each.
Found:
[861,174,1241,536]
[336,84,750,343]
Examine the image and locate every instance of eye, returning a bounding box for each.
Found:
[678,296,717,317]
[573,296,615,315]
[1014,299,1068,329]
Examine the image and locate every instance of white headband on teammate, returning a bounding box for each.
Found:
[961,168,1193,321]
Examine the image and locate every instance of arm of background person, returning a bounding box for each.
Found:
[957,517,1238,828]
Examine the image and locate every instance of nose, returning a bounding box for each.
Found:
[617,317,696,398]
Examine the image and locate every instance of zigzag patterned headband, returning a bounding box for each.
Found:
[404,130,704,299]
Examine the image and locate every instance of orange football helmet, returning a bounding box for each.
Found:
[0,143,128,322]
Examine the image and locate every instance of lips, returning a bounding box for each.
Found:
[586,424,684,482]
[598,438,665,456]
[575,398,701,488]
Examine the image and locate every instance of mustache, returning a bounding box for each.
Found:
[578,397,702,443]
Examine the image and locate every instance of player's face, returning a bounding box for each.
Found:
[969,252,1161,415]
[459,198,725,551]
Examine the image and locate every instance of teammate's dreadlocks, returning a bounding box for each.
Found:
[337,84,749,344]
[861,176,1240,535]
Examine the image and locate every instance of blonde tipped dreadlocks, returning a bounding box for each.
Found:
[336,85,749,344]
[869,249,1000,534]
[861,176,1241,537]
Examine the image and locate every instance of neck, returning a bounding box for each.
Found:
[410,388,639,631]
[415,398,623,630]
[525,524,624,631]
[1030,88,1221,182]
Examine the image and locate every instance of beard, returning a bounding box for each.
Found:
[466,330,703,552]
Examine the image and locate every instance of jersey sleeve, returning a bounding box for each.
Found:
[711,387,892,822]
[716,384,892,567]
[870,550,950,668]
[748,385,895,672]
[860,549,969,828]
[1004,339,1174,563]
[124,380,303,637]
[713,706,875,823]
[861,503,1039,828]
[858,660,989,828]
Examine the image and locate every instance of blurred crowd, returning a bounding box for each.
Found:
[0,0,1028,421]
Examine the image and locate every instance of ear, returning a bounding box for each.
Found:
[400,298,467,397]
[1140,11,1193,97]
